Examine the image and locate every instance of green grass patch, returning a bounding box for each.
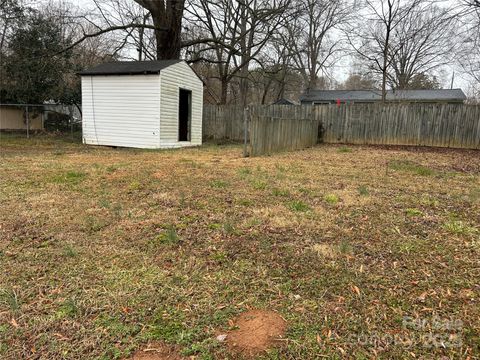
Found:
[2,135,479,359]
[156,226,180,245]
[443,219,478,235]
[272,188,290,197]
[63,244,78,258]
[52,170,86,185]
[237,198,253,206]
[394,238,425,255]
[287,200,311,212]
[358,185,369,196]
[210,180,229,188]
[389,160,435,176]
[324,193,339,205]
[337,146,352,153]
[405,208,423,217]
[251,179,268,190]
[105,165,119,173]
[84,215,108,233]
[0,289,20,312]
[57,297,80,318]
[179,158,201,168]
[223,222,239,235]
[237,167,252,178]
[208,223,222,230]
[128,180,142,191]
[338,240,353,255]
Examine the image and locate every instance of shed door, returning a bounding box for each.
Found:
[178,89,191,141]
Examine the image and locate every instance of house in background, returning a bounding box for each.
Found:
[79,60,203,149]
[271,98,298,105]
[300,89,467,105]
[0,105,44,131]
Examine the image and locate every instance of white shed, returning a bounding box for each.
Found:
[80,60,203,149]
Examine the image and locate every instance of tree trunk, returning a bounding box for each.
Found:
[382,0,393,102]
[239,5,249,108]
[154,25,181,59]
[138,27,144,60]
[220,78,228,105]
[134,0,185,60]
[239,68,249,107]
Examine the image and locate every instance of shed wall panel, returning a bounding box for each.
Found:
[81,75,160,148]
[159,62,203,147]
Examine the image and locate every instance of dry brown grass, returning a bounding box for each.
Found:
[0,133,479,359]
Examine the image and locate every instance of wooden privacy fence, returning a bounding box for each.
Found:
[249,115,320,156]
[202,105,245,141]
[203,103,480,154]
[203,105,314,141]
[317,103,480,149]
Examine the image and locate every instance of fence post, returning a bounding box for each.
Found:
[69,105,74,139]
[26,105,30,139]
[243,107,249,157]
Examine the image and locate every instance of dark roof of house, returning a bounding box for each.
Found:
[300,89,467,103]
[79,60,183,76]
[272,98,297,105]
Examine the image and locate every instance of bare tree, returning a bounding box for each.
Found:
[457,0,480,96]
[336,72,378,89]
[386,6,457,89]
[185,0,288,105]
[348,0,424,100]
[64,0,184,60]
[87,0,156,60]
[252,33,301,104]
[284,0,349,91]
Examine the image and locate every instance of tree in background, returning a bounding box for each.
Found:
[184,0,288,105]
[458,0,480,99]
[348,0,425,100]
[336,73,378,90]
[284,0,350,91]
[386,6,456,89]
[404,73,440,89]
[0,0,25,52]
[1,12,72,103]
[2,0,479,106]
[88,0,157,61]
[1,1,116,107]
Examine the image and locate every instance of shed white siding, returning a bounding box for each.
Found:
[159,61,203,146]
[82,75,161,148]
[81,61,203,149]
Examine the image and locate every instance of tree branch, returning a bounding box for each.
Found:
[60,23,168,54]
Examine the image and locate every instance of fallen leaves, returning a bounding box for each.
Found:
[10,318,18,328]
[351,285,361,296]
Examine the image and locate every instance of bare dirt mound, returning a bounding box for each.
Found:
[130,342,184,360]
[226,309,287,357]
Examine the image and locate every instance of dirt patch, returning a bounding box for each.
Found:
[311,243,338,259]
[226,310,287,357]
[130,342,184,360]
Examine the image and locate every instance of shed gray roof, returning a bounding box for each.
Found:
[79,60,183,76]
[300,89,467,102]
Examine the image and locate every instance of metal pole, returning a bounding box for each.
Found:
[26,106,30,139]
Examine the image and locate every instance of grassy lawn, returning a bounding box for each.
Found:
[1,133,479,359]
